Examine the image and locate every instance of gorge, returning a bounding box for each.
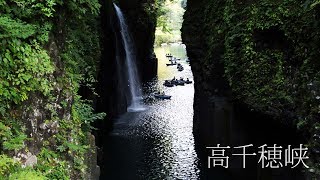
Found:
[0,0,319,180]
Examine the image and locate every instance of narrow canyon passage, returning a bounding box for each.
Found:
[98,2,307,179]
[1,0,319,179]
[99,44,305,180]
[100,45,200,179]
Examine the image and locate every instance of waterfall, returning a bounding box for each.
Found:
[114,4,145,112]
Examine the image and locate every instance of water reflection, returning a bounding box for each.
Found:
[156,44,189,80]
[102,44,199,179]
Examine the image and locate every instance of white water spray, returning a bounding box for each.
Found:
[114,4,145,112]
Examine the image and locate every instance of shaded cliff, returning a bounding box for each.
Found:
[94,0,159,178]
[0,0,104,179]
[182,0,320,179]
[0,0,157,179]
[118,0,158,81]
[96,0,158,118]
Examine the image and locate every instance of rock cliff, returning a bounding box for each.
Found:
[182,0,320,178]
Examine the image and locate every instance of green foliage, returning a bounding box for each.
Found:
[2,134,27,151]
[155,32,174,46]
[0,155,47,180]
[0,0,56,18]
[0,16,36,39]
[0,121,27,151]
[222,0,320,122]
[154,0,185,46]
[190,0,320,173]
[193,0,320,123]
[57,0,100,17]
[0,0,104,179]
[0,155,18,178]
[36,149,70,180]
[309,0,320,8]
[0,39,54,105]
[45,0,102,97]
[9,169,47,180]
[73,98,106,132]
[49,96,105,178]
[60,19,101,92]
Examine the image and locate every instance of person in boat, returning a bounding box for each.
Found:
[187,78,189,81]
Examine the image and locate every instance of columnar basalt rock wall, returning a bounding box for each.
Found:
[182,0,320,178]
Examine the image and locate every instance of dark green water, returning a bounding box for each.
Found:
[102,44,199,179]
[100,44,307,180]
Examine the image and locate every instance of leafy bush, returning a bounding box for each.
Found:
[0,0,104,179]
[36,149,70,180]
[9,169,47,180]
[0,155,46,180]
[0,121,27,151]
[154,0,185,46]
[0,39,54,105]
[73,98,106,132]
[0,155,18,178]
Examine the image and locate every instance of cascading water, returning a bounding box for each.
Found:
[114,4,145,112]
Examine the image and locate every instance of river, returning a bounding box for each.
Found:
[100,43,308,180]
[101,44,200,179]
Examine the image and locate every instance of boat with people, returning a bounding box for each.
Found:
[176,80,185,86]
[170,77,179,84]
[164,77,192,86]
[167,77,182,86]
[172,57,181,61]
[154,91,171,99]
[176,77,185,85]
[169,57,181,62]
[165,53,173,58]
[178,66,184,71]
[166,62,177,66]
[185,78,192,84]
[163,80,174,87]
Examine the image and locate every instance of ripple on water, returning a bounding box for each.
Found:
[105,45,199,179]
